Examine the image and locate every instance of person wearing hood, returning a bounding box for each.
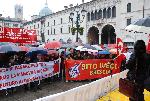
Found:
[126,40,150,101]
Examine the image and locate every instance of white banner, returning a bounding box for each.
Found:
[0,61,59,90]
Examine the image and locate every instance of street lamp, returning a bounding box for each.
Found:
[143,0,145,18]
[70,4,87,42]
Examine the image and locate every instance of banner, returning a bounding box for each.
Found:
[0,61,59,90]
[0,27,37,43]
[65,59,120,81]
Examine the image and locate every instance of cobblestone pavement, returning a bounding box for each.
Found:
[0,80,91,101]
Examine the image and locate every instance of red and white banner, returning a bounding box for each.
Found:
[0,61,59,90]
[0,27,37,43]
[65,59,120,81]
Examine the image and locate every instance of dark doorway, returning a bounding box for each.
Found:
[88,26,99,45]
[101,24,116,44]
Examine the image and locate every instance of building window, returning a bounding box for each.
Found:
[69,16,71,22]
[54,20,55,25]
[61,18,63,24]
[48,30,49,35]
[38,24,39,28]
[91,11,94,20]
[54,29,55,34]
[78,14,80,21]
[112,6,116,17]
[38,30,40,35]
[5,23,9,27]
[127,18,131,26]
[13,24,18,27]
[103,8,106,18]
[44,23,45,27]
[87,12,90,21]
[60,28,62,33]
[37,30,39,35]
[107,7,111,18]
[51,28,52,34]
[34,25,36,29]
[30,26,31,29]
[69,27,70,33]
[27,27,28,29]
[98,9,102,19]
[94,10,97,20]
[127,3,131,12]
[48,22,49,26]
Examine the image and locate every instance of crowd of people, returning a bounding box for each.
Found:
[0,40,150,101]
[0,47,120,94]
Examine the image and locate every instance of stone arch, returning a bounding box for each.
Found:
[101,24,116,44]
[88,26,99,45]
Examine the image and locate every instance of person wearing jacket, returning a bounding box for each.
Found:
[126,40,150,101]
[23,56,32,91]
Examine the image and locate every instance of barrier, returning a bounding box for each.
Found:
[34,70,128,101]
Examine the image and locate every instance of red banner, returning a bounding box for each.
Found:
[0,27,37,43]
[65,59,120,81]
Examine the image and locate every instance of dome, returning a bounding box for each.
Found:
[39,2,52,17]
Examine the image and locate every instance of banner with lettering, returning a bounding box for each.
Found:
[0,61,59,90]
[0,27,37,43]
[65,59,120,81]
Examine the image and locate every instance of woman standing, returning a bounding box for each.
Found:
[126,40,150,101]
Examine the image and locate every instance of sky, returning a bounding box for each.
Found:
[0,0,91,20]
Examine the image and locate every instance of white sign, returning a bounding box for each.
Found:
[0,61,59,90]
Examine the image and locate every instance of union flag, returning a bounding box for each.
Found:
[117,38,127,55]
[147,34,150,53]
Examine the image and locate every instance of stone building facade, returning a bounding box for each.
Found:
[23,0,150,46]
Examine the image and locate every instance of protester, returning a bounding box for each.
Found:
[60,51,66,80]
[66,54,73,60]
[31,53,44,92]
[23,56,32,91]
[74,51,83,60]
[126,40,150,101]
[7,56,19,94]
[99,54,106,59]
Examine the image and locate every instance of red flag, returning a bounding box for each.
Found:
[117,38,127,55]
[147,37,150,53]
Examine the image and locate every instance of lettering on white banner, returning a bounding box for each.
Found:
[0,61,59,90]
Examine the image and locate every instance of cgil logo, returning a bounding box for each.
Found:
[69,63,82,78]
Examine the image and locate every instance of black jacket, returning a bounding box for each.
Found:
[126,53,150,84]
